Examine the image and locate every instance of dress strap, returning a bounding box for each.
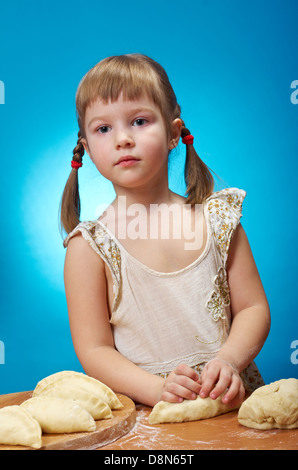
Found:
[206,188,246,266]
[204,188,246,322]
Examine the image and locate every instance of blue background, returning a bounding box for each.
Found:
[0,0,297,394]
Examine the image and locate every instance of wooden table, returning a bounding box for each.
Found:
[0,391,296,450]
[100,403,298,451]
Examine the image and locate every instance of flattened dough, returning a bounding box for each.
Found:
[149,394,239,424]
[0,405,42,449]
[21,397,96,433]
[238,378,298,430]
[33,370,123,410]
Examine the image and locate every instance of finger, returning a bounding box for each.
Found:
[222,377,245,407]
[221,375,241,403]
[174,364,200,382]
[161,390,184,403]
[199,364,221,398]
[174,374,202,395]
[209,369,233,400]
[166,382,198,401]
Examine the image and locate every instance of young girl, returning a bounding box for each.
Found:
[60,54,270,408]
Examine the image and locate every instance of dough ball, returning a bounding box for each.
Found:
[238,378,298,430]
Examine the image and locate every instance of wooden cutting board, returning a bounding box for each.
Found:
[0,390,136,450]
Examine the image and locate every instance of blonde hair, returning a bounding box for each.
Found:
[60,54,214,234]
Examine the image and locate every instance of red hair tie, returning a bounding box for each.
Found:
[182,134,194,145]
[71,160,83,169]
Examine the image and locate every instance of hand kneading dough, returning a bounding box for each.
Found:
[149,394,239,424]
[21,397,96,433]
[0,405,42,448]
[33,370,123,410]
[238,378,298,430]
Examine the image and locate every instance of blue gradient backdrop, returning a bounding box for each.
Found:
[0,0,297,393]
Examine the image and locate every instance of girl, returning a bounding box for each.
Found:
[60,54,270,408]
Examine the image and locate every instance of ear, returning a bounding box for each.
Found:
[168,118,182,150]
[81,138,92,159]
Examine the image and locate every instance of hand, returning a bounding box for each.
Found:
[160,364,202,403]
[199,358,245,408]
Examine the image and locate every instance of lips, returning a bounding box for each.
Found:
[116,156,140,166]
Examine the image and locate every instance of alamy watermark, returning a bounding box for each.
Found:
[96,196,205,251]
[0,82,5,361]
[0,341,4,364]
[290,340,298,365]
[0,80,4,104]
[290,80,298,104]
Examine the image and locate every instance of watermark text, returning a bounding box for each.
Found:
[290,340,298,365]
[0,340,4,364]
[0,80,4,104]
[96,197,205,251]
[290,80,298,104]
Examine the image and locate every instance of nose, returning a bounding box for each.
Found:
[115,128,135,149]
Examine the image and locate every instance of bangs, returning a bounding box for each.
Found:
[76,54,177,134]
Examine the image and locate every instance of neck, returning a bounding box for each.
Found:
[112,180,175,210]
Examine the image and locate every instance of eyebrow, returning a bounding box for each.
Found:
[87,106,156,129]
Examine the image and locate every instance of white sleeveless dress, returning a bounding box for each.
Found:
[64,188,265,392]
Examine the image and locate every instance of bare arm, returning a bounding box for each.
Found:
[199,224,271,405]
[218,223,270,370]
[64,234,163,406]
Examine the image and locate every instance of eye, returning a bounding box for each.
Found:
[132,118,147,127]
[97,125,111,134]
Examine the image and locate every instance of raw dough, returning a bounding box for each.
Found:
[33,384,112,420]
[21,396,96,433]
[0,405,42,449]
[149,394,239,424]
[33,370,123,410]
[238,378,298,430]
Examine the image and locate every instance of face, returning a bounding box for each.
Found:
[82,94,181,194]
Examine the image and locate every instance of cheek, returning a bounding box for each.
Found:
[151,137,170,161]
[87,137,107,163]
[145,127,169,155]
[87,146,110,176]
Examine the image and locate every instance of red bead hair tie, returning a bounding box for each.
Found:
[71,160,83,169]
[182,134,194,145]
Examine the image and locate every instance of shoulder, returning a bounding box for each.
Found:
[205,188,246,265]
[63,220,105,247]
[64,229,105,276]
[205,187,246,214]
[63,221,108,274]
[63,220,117,258]
[63,220,121,290]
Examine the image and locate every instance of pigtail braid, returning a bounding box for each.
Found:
[60,131,85,234]
[181,123,214,205]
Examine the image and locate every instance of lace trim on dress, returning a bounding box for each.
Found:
[205,188,246,322]
[206,266,230,321]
